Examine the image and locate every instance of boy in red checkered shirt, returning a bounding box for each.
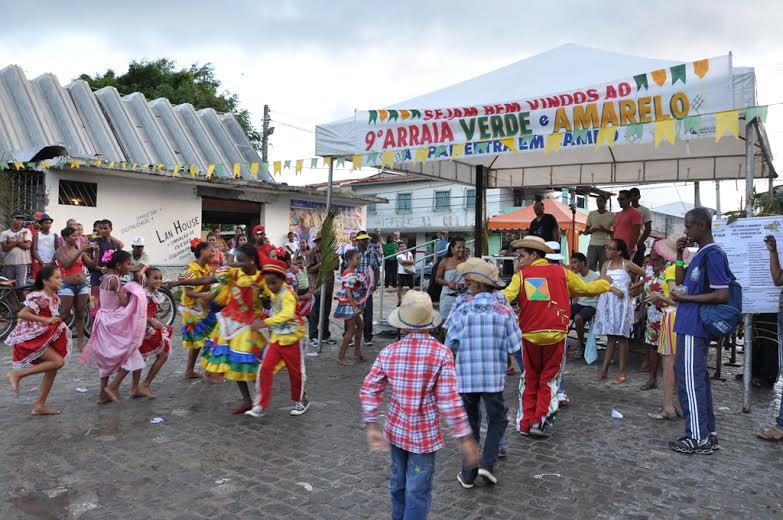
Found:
[360,291,479,519]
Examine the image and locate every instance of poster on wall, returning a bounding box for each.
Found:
[712,216,783,314]
[289,199,363,247]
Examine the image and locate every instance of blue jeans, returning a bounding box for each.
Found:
[389,445,435,520]
[498,352,524,450]
[460,391,508,480]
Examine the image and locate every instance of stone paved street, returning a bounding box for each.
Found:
[1,293,782,519]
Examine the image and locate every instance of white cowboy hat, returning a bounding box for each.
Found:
[457,257,506,288]
[387,290,443,330]
[510,236,553,254]
[544,241,564,262]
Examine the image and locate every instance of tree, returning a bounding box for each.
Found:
[78,59,261,150]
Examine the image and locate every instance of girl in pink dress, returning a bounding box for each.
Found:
[80,250,147,404]
[130,267,172,399]
[6,265,72,415]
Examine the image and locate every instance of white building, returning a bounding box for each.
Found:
[0,65,372,266]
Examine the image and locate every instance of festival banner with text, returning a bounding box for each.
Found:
[356,55,734,161]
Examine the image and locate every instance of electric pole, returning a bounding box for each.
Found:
[261,104,274,164]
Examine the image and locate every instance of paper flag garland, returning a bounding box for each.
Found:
[715,110,739,141]
[654,119,676,148]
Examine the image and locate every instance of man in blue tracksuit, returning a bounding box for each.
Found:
[669,207,731,455]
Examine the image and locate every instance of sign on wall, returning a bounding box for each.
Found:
[289,199,363,245]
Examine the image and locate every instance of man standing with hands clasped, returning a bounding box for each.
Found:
[583,194,614,272]
[2,212,33,287]
[669,207,731,455]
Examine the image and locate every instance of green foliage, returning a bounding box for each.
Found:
[79,59,261,150]
[724,186,783,224]
[317,209,341,287]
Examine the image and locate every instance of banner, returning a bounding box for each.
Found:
[356,56,734,159]
[289,199,364,248]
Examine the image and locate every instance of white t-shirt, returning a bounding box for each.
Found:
[1,228,33,265]
[36,231,57,263]
[285,240,299,255]
[397,251,414,275]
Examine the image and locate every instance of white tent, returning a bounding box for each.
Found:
[316,44,774,188]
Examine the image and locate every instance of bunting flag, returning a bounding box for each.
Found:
[250,162,259,178]
[715,110,739,141]
[335,156,346,167]
[434,145,448,158]
[261,162,269,176]
[131,163,138,171]
[94,159,102,167]
[499,137,518,153]
[544,133,563,155]
[595,127,616,148]
[215,164,224,178]
[368,110,378,124]
[323,157,332,168]
[283,159,291,169]
[351,154,362,170]
[399,109,410,120]
[310,158,318,169]
[206,164,214,179]
[273,161,282,175]
[634,73,648,91]
[651,69,667,87]
[745,105,768,124]
[367,152,378,164]
[572,129,589,143]
[654,119,676,148]
[451,143,466,158]
[14,161,24,170]
[414,147,429,162]
[670,64,686,85]
[474,142,490,154]
[379,109,389,123]
[171,165,179,177]
[295,159,304,175]
[693,59,709,79]
[683,114,702,135]
[190,164,199,177]
[120,162,127,170]
[70,160,80,169]
[232,163,240,178]
[624,124,643,142]
[381,151,395,168]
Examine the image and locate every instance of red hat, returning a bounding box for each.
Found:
[252,225,266,235]
[262,258,287,277]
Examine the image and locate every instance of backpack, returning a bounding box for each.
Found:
[698,248,742,338]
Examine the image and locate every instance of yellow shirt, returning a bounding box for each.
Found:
[180,261,213,308]
[262,285,305,345]
[502,259,610,345]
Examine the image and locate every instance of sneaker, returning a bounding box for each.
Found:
[557,391,570,407]
[326,338,337,345]
[309,339,318,347]
[244,405,266,418]
[497,447,507,459]
[478,467,498,485]
[529,420,553,438]
[290,400,310,416]
[365,339,374,347]
[668,436,712,455]
[708,433,720,451]
[456,472,474,489]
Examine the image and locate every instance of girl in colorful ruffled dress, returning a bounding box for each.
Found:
[130,268,172,399]
[6,265,72,415]
[178,240,218,379]
[80,250,147,404]
[245,258,309,418]
[199,244,267,414]
[334,249,370,366]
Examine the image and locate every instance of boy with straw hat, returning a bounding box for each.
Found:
[503,236,610,437]
[446,258,522,487]
[360,291,479,518]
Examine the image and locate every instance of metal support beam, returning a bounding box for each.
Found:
[742,123,755,413]
[474,165,486,257]
[316,158,334,354]
[715,181,721,217]
[694,181,701,207]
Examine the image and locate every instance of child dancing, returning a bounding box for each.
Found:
[333,249,370,366]
[130,267,172,398]
[178,239,218,379]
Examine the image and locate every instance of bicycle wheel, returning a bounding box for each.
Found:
[157,287,177,327]
[0,300,17,342]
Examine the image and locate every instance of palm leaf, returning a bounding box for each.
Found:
[317,208,340,287]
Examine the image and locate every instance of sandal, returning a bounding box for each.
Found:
[648,409,678,420]
[610,375,628,385]
[569,348,584,360]
[595,371,607,381]
[758,428,783,442]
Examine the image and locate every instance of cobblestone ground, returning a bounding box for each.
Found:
[1,290,782,519]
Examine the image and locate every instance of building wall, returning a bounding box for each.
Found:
[45,170,202,266]
[262,196,293,246]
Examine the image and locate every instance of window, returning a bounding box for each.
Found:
[396,192,412,213]
[368,202,377,214]
[10,170,45,217]
[465,188,476,209]
[576,195,586,209]
[513,188,525,207]
[59,180,98,207]
[434,190,450,211]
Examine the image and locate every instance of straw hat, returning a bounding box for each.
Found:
[510,236,553,254]
[457,257,506,288]
[386,290,443,330]
[653,237,694,264]
[544,241,564,262]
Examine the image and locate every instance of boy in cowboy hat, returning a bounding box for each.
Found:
[446,258,522,487]
[361,291,479,518]
[503,236,610,437]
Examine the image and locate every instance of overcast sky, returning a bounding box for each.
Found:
[1,1,781,211]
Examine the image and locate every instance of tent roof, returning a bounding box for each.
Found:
[316,44,774,188]
[488,198,587,231]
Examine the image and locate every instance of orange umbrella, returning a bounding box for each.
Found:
[488,199,587,254]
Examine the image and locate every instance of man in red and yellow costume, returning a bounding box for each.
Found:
[503,236,609,437]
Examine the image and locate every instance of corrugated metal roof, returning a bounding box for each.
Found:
[0,64,273,182]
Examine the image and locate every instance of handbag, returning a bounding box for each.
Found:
[698,249,742,338]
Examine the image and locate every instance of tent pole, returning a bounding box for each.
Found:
[474,165,485,257]
[694,181,701,207]
[316,157,334,354]
[742,122,755,412]
[715,181,721,217]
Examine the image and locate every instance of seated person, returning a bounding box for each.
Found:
[569,252,599,356]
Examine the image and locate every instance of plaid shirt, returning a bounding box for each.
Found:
[360,332,471,454]
[445,292,522,393]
